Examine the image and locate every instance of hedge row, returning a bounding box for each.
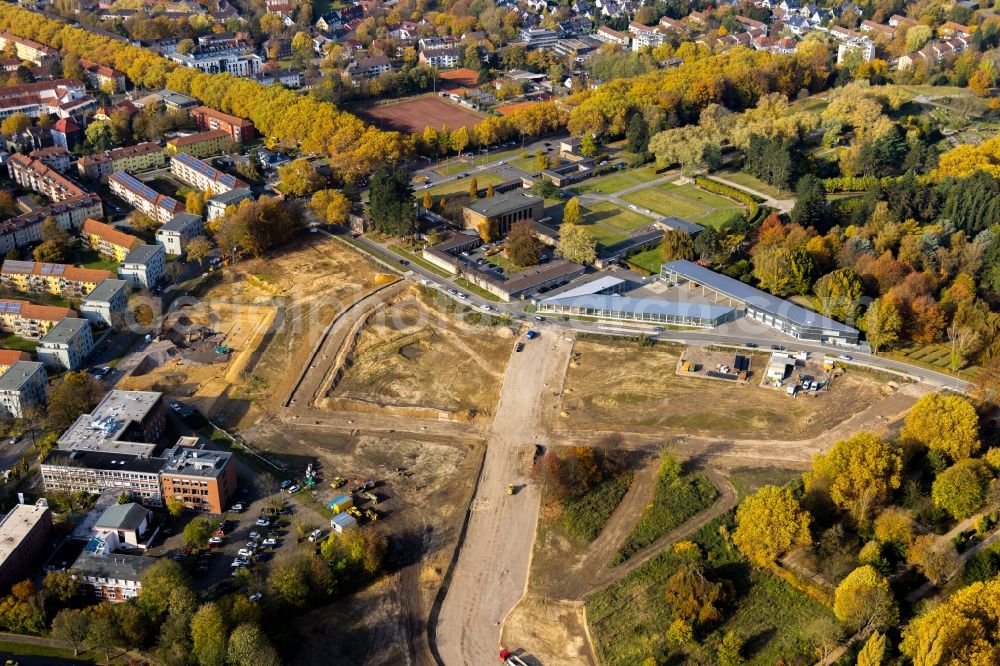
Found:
[695,176,763,224]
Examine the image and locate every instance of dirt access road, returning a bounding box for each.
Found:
[434,332,574,665]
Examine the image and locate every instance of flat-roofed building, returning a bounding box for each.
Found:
[0,502,53,593]
[37,318,94,371]
[80,279,129,329]
[660,260,861,345]
[55,389,166,457]
[462,191,544,237]
[155,213,204,256]
[0,260,113,298]
[42,450,164,505]
[169,153,247,194]
[165,129,229,158]
[0,361,47,418]
[159,442,237,514]
[81,218,140,262]
[0,299,74,339]
[118,244,165,290]
[109,172,182,225]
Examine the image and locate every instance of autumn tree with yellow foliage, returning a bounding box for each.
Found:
[901,392,981,461]
[804,432,902,523]
[900,576,1000,665]
[733,485,812,566]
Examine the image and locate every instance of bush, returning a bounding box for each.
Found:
[561,473,633,543]
[694,176,762,224]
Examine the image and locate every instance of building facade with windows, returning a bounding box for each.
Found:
[0,361,47,419]
[81,219,140,262]
[118,244,165,290]
[80,279,129,329]
[109,172,182,225]
[0,260,113,299]
[36,317,94,371]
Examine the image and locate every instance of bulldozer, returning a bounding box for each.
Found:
[347,506,363,519]
[365,508,379,522]
[507,484,515,495]
[330,476,346,489]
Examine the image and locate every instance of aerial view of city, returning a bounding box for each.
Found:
[0,0,991,664]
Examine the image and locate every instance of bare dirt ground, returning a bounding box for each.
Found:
[321,291,515,419]
[554,340,894,440]
[355,95,483,133]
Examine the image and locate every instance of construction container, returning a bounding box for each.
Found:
[331,513,357,533]
[328,495,354,514]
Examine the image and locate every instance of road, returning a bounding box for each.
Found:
[435,332,574,665]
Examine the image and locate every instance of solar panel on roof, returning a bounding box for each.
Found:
[40,263,51,274]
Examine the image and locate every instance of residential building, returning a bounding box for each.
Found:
[205,187,252,221]
[50,117,83,150]
[7,154,86,202]
[71,551,154,603]
[165,129,230,158]
[80,279,129,329]
[629,22,667,50]
[0,350,32,374]
[0,502,53,593]
[191,106,255,143]
[0,31,58,67]
[0,260,113,299]
[418,47,462,68]
[462,191,544,237]
[0,195,103,255]
[349,55,392,79]
[836,37,876,64]
[254,68,303,87]
[519,27,560,49]
[36,318,94,371]
[0,361,47,418]
[0,300,74,339]
[155,213,204,256]
[118,244,165,289]
[595,26,630,46]
[76,143,166,181]
[28,146,71,174]
[660,260,860,345]
[109,172,182,225]
[167,39,262,77]
[79,59,126,93]
[93,502,152,550]
[159,442,237,514]
[81,218,140,261]
[0,79,85,104]
[169,153,247,194]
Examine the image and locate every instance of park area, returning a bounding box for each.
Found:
[554,339,891,440]
[621,182,746,229]
[356,95,483,133]
[320,288,515,419]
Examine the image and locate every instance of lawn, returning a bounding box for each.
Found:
[581,201,644,246]
[587,512,841,666]
[484,252,522,272]
[74,248,119,273]
[621,188,706,220]
[0,334,37,352]
[890,343,980,381]
[621,182,745,229]
[561,472,633,543]
[435,160,471,176]
[612,453,717,565]
[386,244,453,278]
[716,170,793,199]
[626,247,663,274]
[455,277,503,302]
[572,172,643,195]
[0,639,97,662]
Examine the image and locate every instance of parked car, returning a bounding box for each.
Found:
[308,529,323,542]
[248,593,262,602]
[770,345,785,351]
[248,531,261,541]
[515,343,525,352]
[263,538,278,548]
[838,354,853,361]
[208,536,223,547]
[525,330,539,340]
[169,401,183,412]
[744,342,758,348]
[231,503,244,512]
[255,517,271,527]
[279,480,292,490]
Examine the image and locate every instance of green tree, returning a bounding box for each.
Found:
[718,631,744,666]
[814,268,863,321]
[190,602,227,666]
[137,559,191,623]
[563,197,583,226]
[368,167,417,237]
[277,159,324,197]
[833,566,898,636]
[85,120,114,152]
[505,220,542,267]
[50,609,89,656]
[857,631,888,666]
[0,112,30,136]
[733,485,812,566]
[310,189,351,225]
[790,174,828,228]
[46,371,105,432]
[901,392,981,461]
[625,113,648,153]
[227,623,280,666]
[183,517,218,549]
[753,246,814,296]
[863,296,902,353]
[85,604,123,662]
[932,459,992,519]
[659,229,695,262]
[268,554,310,607]
[805,432,902,522]
[556,223,597,265]
[580,134,597,157]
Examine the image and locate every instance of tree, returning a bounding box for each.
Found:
[0,112,29,136]
[753,246,814,296]
[900,576,1000,664]
[451,127,470,155]
[733,485,812,566]
[505,220,542,267]
[268,554,310,606]
[310,189,351,225]
[33,240,65,263]
[833,566,898,636]
[907,535,959,586]
[183,517,218,548]
[813,268,863,321]
[932,458,992,519]
[468,177,478,199]
[486,184,495,197]
[85,120,114,152]
[138,559,191,623]
[660,229,695,262]
[422,190,432,209]
[718,631,744,666]
[863,297,902,353]
[906,24,932,52]
[873,507,914,552]
[51,609,89,656]
[790,174,828,228]
[563,197,583,227]
[556,223,597,265]
[46,371,105,432]
[625,113,648,153]
[368,167,417,237]
[580,134,597,157]
[190,602,227,666]
[85,605,123,662]
[277,159,324,197]
[662,542,727,629]
[165,496,184,518]
[185,236,212,265]
[901,392,981,461]
[804,432,902,522]
[42,570,78,606]
[185,191,204,216]
[856,632,888,666]
[227,623,280,666]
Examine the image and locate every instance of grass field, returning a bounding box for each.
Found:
[387,244,453,278]
[561,472,633,543]
[455,277,503,302]
[626,246,663,274]
[588,512,840,666]
[0,334,36,352]
[571,167,661,195]
[581,201,645,247]
[435,160,471,176]
[74,248,119,272]
[890,343,980,381]
[621,182,745,228]
[612,454,717,565]
[716,170,794,199]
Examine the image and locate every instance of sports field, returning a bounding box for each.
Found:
[357,95,482,133]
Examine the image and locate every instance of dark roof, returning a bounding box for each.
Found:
[72,551,154,582]
[83,279,129,304]
[95,502,149,531]
[42,449,164,474]
[465,191,543,217]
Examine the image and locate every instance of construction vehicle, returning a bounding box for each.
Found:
[347,506,363,519]
[499,649,529,666]
[363,491,379,505]
[507,484,515,495]
[330,476,346,489]
[365,508,379,521]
